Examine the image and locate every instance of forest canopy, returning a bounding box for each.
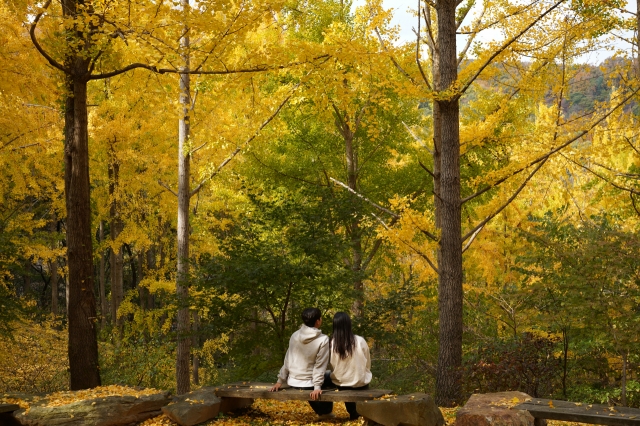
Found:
[1,0,640,410]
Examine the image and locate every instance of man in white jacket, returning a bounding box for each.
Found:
[270,307,333,418]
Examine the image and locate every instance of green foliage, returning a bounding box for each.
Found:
[195,184,353,380]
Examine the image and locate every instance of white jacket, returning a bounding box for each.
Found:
[277,324,330,390]
[329,335,372,387]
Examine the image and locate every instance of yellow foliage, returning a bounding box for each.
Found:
[0,318,68,393]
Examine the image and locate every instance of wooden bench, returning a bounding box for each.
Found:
[214,382,392,403]
[514,398,640,425]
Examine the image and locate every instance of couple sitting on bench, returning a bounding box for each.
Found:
[270,308,371,420]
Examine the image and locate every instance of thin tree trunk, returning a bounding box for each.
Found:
[343,121,364,318]
[622,351,628,406]
[64,71,101,389]
[192,311,200,386]
[23,260,31,296]
[49,220,59,316]
[176,8,192,394]
[434,0,463,406]
[109,144,124,325]
[99,221,107,327]
[146,247,156,309]
[138,250,146,309]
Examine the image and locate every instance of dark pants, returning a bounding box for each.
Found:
[290,379,334,415]
[323,371,369,420]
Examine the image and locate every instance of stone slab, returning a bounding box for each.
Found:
[356,393,445,426]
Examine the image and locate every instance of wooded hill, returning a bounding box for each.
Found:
[1,0,639,409]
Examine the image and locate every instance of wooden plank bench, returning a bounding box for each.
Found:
[514,398,640,425]
[214,382,392,403]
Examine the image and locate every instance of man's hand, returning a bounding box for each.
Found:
[270,383,282,392]
[310,389,322,400]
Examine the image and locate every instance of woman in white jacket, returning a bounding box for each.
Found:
[328,311,372,420]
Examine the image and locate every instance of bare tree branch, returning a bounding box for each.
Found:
[190,81,301,197]
[89,55,330,80]
[372,213,438,274]
[29,0,69,74]
[330,177,399,218]
[158,179,178,196]
[462,224,483,253]
[462,157,548,242]
[375,27,418,86]
[415,3,433,90]
[561,154,640,195]
[462,85,640,204]
[459,0,566,96]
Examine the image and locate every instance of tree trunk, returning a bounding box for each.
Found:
[64,72,101,389]
[23,260,31,296]
[176,10,192,394]
[343,120,364,318]
[50,220,59,316]
[99,221,107,327]
[434,0,463,406]
[138,250,146,309]
[146,247,156,309]
[192,311,200,386]
[109,144,124,325]
[622,351,628,406]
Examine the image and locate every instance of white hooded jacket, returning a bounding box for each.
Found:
[276,324,330,390]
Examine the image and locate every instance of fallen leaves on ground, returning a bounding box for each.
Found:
[1,384,163,413]
[138,399,592,426]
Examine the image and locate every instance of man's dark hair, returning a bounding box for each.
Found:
[301,308,322,327]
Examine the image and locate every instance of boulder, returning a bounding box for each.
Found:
[455,392,546,426]
[13,390,171,426]
[161,388,221,426]
[356,393,445,426]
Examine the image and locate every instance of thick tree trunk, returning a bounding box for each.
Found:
[176,14,192,394]
[99,221,107,327]
[434,0,463,406]
[109,145,124,325]
[64,74,101,389]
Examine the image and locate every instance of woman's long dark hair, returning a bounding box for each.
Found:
[331,312,356,360]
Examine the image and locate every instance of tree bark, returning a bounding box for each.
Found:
[434,0,463,406]
[192,311,200,386]
[50,220,59,316]
[138,250,146,309]
[622,351,628,406]
[109,143,124,325]
[342,118,364,318]
[176,8,192,394]
[64,72,101,389]
[99,221,107,327]
[146,247,156,309]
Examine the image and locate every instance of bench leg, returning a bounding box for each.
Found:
[534,418,547,426]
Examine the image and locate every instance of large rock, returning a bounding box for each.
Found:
[161,387,221,426]
[13,390,171,426]
[455,392,546,426]
[356,393,445,426]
